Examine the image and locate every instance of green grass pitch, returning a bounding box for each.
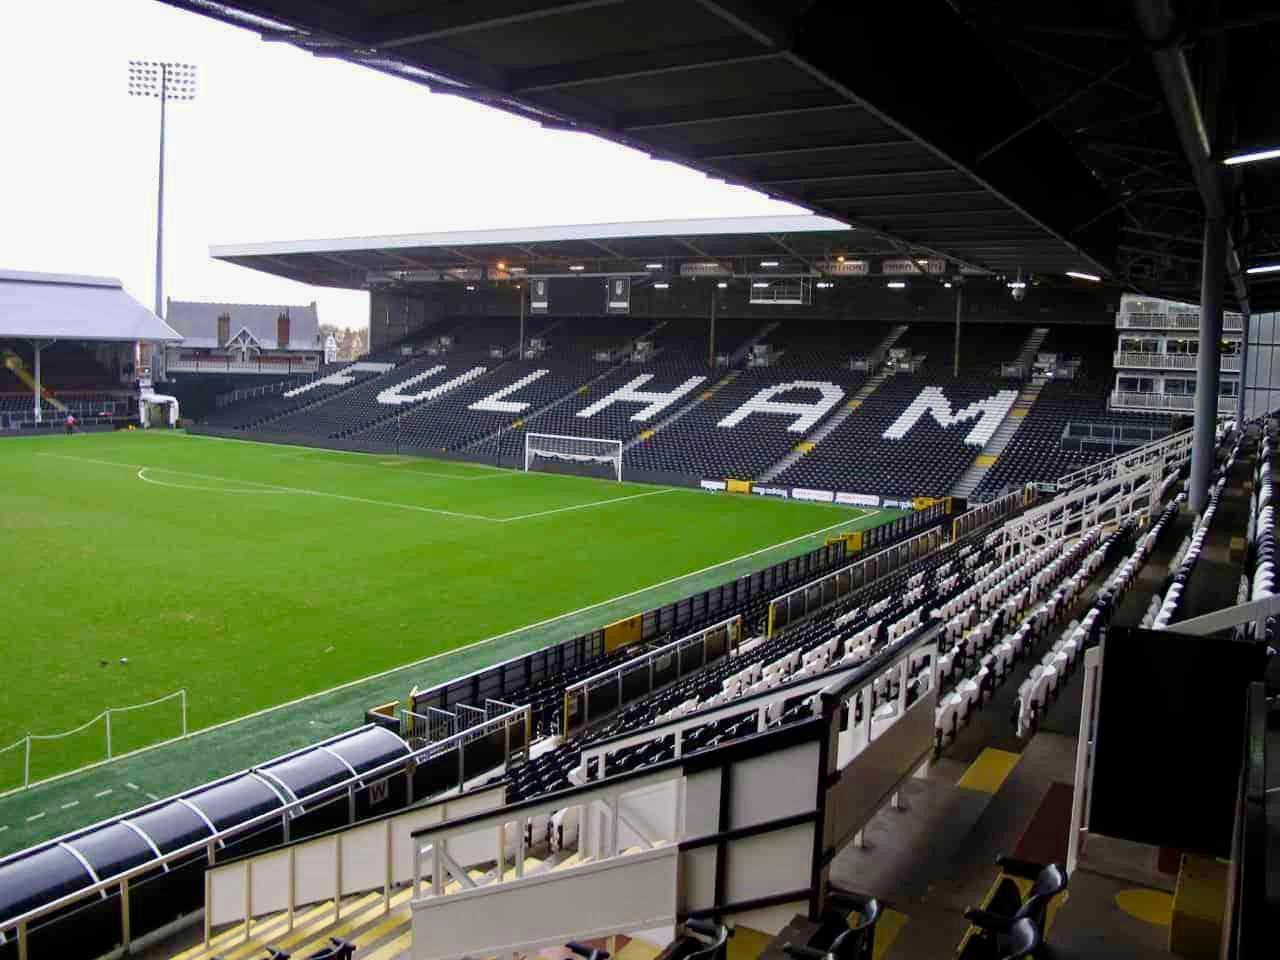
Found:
[0,430,901,811]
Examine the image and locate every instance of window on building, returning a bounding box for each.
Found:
[1119,376,1156,393]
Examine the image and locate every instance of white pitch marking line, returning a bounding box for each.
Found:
[145,792,159,801]
[37,453,503,523]
[136,468,295,496]
[0,825,8,833]
[125,782,139,791]
[94,789,113,798]
[179,432,514,471]
[498,487,676,521]
[280,455,518,481]
[26,812,45,822]
[61,801,79,809]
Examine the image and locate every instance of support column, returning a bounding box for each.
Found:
[953,285,963,377]
[32,340,43,424]
[1237,310,1250,422]
[709,285,717,367]
[1190,216,1225,513]
[517,285,525,360]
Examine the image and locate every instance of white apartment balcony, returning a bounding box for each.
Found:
[1113,351,1242,372]
[1109,391,1195,412]
[1116,310,1244,332]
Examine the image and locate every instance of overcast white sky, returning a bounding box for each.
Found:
[0,0,803,330]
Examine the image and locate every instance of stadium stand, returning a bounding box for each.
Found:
[362,315,667,456]
[1,340,123,392]
[198,361,396,430]
[971,381,1177,500]
[774,374,1021,498]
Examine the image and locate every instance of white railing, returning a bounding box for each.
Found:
[1117,310,1243,332]
[167,357,320,375]
[1109,391,1195,411]
[1054,427,1192,495]
[204,784,506,940]
[562,615,743,736]
[579,632,938,782]
[766,525,946,635]
[1113,352,1241,371]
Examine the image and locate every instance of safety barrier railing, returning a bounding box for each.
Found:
[950,487,1032,535]
[1113,351,1244,372]
[0,704,529,960]
[579,624,939,801]
[1109,390,1196,411]
[766,526,945,636]
[1117,309,1243,331]
[1053,426,1192,494]
[168,357,319,375]
[562,615,743,737]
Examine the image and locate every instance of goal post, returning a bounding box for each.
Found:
[524,433,623,482]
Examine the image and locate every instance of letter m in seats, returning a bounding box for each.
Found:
[882,386,1019,446]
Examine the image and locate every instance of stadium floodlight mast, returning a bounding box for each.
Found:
[127,60,198,320]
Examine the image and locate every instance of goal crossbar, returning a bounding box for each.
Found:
[524,432,623,482]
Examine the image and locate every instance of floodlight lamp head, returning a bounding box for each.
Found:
[127,60,198,100]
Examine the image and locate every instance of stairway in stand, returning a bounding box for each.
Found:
[1012,327,1052,374]
[868,323,911,368]
[949,377,1047,499]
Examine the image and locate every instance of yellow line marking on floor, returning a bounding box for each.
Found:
[956,748,1021,794]
[872,908,908,960]
[1115,888,1173,926]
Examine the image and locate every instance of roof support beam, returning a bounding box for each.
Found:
[809,189,990,204]
[696,139,915,162]
[977,56,1133,164]
[365,1,629,48]
[623,101,854,132]
[514,51,784,95]
[758,168,956,187]
[1134,0,1249,313]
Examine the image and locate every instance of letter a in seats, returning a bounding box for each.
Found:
[716,381,844,433]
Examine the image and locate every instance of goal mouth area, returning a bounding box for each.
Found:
[524,432,623,482]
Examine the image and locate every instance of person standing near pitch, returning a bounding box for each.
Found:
[64,412,76,434]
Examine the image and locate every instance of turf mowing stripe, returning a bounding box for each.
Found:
[36,453,504,523]
[500,487,676,521]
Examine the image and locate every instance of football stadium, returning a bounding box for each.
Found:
[1,3,1277,960]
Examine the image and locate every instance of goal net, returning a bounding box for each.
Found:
[525,433,623,482]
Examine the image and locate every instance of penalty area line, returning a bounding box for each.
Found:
[499,487,675,521]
